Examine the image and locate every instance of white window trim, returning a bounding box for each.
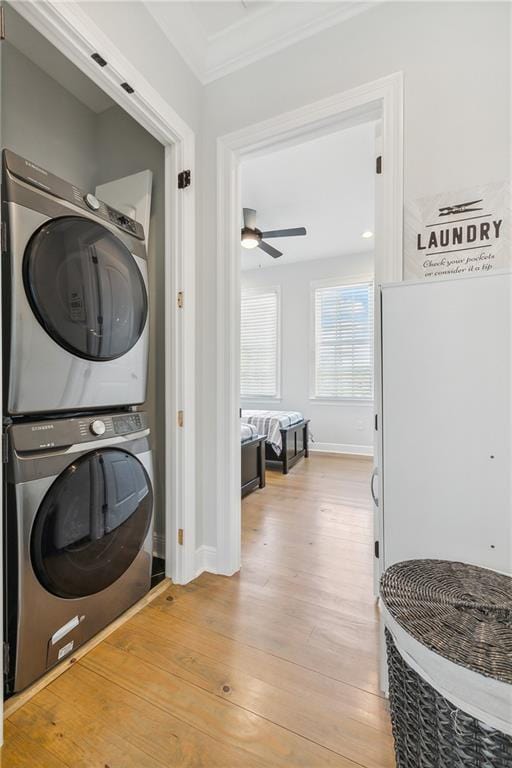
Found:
[309,273,375,403]
[241,284,282,401]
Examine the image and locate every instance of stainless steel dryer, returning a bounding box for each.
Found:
[4,410,153,693]
[2,150,149,416]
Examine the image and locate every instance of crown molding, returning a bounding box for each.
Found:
[145,1,377,85]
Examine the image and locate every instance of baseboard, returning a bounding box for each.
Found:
[153,532,165,559]
[310,442,373,456]
[195,545,217,577]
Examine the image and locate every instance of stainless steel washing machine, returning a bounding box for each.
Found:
[2,150,150,416]
[4,410,154,693]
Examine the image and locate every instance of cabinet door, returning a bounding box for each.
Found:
[382,274,511,574]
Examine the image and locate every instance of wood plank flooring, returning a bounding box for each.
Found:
[3,453,395,768]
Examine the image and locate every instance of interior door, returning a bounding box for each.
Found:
[31,448,153,598]
[24,216,148,360]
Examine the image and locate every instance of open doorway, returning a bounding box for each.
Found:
[237,121,378,689]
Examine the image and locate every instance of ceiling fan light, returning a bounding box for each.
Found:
[241,228,259,248]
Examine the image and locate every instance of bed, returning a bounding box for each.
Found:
[241,422,266,497]
[241,410,310,474]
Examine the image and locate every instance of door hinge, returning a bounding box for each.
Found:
[0,6,5,41]
[177,291,184,309]
[2,432,8,463]
[376,155,382,175]
[374,540,380,559]
[177,410,184,428]
[178,170,191,189]
[178,528,184,546]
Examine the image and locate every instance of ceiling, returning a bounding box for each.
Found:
[145,1,376,84]
[240,121,376,271]
[5,3,114,114]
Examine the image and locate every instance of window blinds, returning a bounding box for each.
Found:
[241,289,279,398]
[314,281,374,400]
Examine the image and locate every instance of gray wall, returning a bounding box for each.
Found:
[1,42,98,190]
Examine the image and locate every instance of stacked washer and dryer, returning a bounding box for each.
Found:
[1,150,155,694]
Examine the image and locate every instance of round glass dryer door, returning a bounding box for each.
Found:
[24,216,148,361]
[31,449,153,598]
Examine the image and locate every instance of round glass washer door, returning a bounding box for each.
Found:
[23,216,148,361]
[31,448,153,598]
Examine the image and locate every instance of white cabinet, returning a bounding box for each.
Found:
[381,272,511,575]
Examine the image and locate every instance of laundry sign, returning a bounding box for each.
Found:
[404,182,510,280]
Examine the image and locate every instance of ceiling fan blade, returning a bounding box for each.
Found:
[243,208,257,229]
[258,240,282,259]
[260,227,307,239]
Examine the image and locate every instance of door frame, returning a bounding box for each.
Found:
[10,0,197,586]
[216,72,403,576]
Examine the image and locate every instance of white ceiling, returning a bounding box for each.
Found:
[240,121,376,270]
[145,1,376,84]
[6,3,114,114]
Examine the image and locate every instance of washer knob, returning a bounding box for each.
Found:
[84,193,100,211]
[90,419,106,436]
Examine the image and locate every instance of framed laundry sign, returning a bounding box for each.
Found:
[404,182,510,280]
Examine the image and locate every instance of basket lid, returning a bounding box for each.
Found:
[380,559,512,684]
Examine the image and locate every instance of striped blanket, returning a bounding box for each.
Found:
[241,410,304,455]
[241,422,259,444]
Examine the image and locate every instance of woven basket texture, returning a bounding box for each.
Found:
[380,559,512,684]
[386,630,512,768]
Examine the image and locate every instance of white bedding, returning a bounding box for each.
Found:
[241,410,304,455]
[240,422,259,444]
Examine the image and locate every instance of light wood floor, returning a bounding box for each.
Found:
[3,453,395,768]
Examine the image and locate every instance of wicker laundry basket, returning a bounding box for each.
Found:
[380,559,512,768]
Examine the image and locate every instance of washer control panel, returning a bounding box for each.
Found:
[3,149,145,241]
[10,412,148,453]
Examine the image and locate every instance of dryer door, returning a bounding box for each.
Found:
[24,216,148,361]
[31,448,153,598]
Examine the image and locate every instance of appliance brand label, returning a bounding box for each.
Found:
[404,182,510,280]
[31,424,54,431]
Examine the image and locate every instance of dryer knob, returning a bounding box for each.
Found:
[90,419,106,436]
[84,193,100,211]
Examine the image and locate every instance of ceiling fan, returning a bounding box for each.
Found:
[241,208,307,259]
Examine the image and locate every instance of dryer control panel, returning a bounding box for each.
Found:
[10,411,148,453]
[3,150,145,241]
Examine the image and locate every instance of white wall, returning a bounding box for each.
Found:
[197,1,510,549]
[242,253,374,453]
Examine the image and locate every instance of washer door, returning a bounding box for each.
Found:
[31,449,153,598]
[24,216,148,361]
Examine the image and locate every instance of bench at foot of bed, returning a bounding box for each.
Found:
[241,434,266,497]
[266,420,310,474]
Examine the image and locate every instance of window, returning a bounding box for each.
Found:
[241,288,280,399]
[313,279,374,400]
